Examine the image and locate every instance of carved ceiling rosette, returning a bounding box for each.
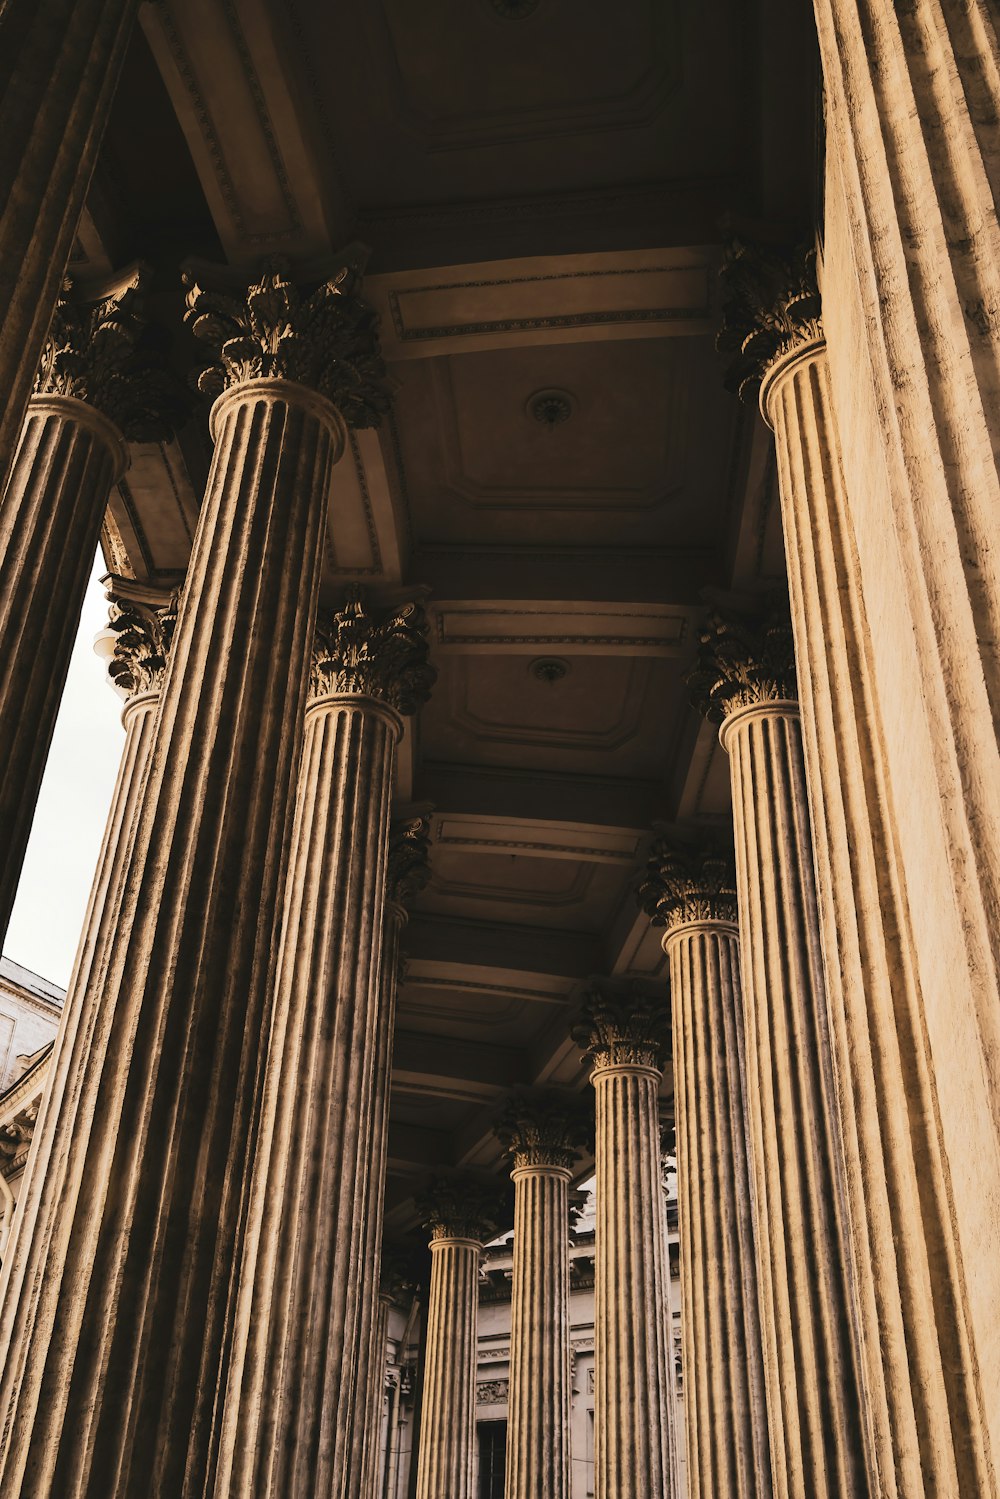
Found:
[311,590,436,714]
[36,265,190,441]
[493,1088,592,1172]
[416,1174,503,1244]
[717,239,823,403]
[686,599,797,725]
[104,580,182,702]
[572,979,671,1075]
[183,252,389,428]
[637,832,739,933]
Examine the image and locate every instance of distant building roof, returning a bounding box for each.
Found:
[0,957,65,1008]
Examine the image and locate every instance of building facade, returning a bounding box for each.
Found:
[0,2,998,1498]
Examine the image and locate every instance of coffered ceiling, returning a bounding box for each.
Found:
[83,0,812,1232]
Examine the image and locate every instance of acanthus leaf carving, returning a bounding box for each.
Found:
[572,979,670,1074]
[493,1087,592,1171]
[416,1173,504,1244]
[311,591,436,715]
[183,253,389,428]
[717,239,823,402]
[104,579,182,702]
[637,832,739,932]
[686,599,797,725]
[35,266,190,441]
[387,814,433,914]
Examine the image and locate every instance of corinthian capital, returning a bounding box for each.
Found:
[494,1088,591,1172]
[572,980,670,1075]
[35,265,188,441]
[388,814,433,914]
[183,251,388,427]
[416,1174,503,1245]
[717,239,822,402]
[638,832,738,933]
[686,600,797,724]
[103,576,183,702]
[311,591,436,714]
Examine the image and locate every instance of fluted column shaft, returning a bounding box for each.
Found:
[762,341,993,1496]
[216,693,400,1499]
[663,919,771,1499]
[415,1237,482,1499]
[507,1162,572,1499]
[0,395,127,940]
[0,378,343,1499]
[721,699,869,1499]
[361,1290,393,1497]
[573,986,675,1499]
[0,0,136,490]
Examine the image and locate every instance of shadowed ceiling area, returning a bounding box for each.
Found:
[83,0,815,1230]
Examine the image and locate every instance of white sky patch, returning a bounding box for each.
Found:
[5,554,123,989]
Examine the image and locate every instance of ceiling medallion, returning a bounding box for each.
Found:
[530,657,569,684]
[489,0,540,16]
[527,388,574,428]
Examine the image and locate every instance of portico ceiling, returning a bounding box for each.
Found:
[77,0,814,1229]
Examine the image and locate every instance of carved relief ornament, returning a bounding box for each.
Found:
[686,601,797,725]
[183,253,389,427]
[572,981,670,1075]
[387,814,433,915]
[716,239,823,404]
[35,265,189,441]
[494,1088,592,1172]
[416,1175,502,1244]
[104,581,182,702]
[311,591,436,715]
[637,834,739,933]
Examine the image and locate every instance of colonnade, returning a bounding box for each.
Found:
[1,5,1000,1496]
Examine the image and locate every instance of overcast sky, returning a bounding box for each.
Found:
[5,555,124,990]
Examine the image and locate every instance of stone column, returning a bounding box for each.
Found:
[810,11,1000,1472]
[362,1245,418,1499]
[573,982,675,1499]
[0,258,385,1499]
[494,1090,590,1499]
[414,1178,500,1499]
[689,606,871,1499]
[638,835,772,1499]
[358,818,432,1497]
[0,269,183,944]
[0,0,138,491]
[215,647,434,1499]
[717,241,996,1499]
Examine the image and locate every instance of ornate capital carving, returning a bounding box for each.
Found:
[494,1088,592,1172]
[638,832,739,932]
[183,252,388,427]
[388,814,432,915]
[35,265,188,441]
[311,591,436,714]
[686,600,797,724]
[103,577,182,702]
[717,240,822,402]
[572,980,670,1075]
[379,1241,419,1303]
[416,1174,502,1244]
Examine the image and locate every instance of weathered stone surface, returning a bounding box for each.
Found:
[214,601,432,1499]
[414,1176,502,1499]
[494,1090,589,1499]
[764,322,995,1499]
[0,0,137,492]
[693,613,872,1499]
[575,980,675,1499]
[815,4,1000,1480]
[641,833,771,1499]
[0,375,345,1498]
